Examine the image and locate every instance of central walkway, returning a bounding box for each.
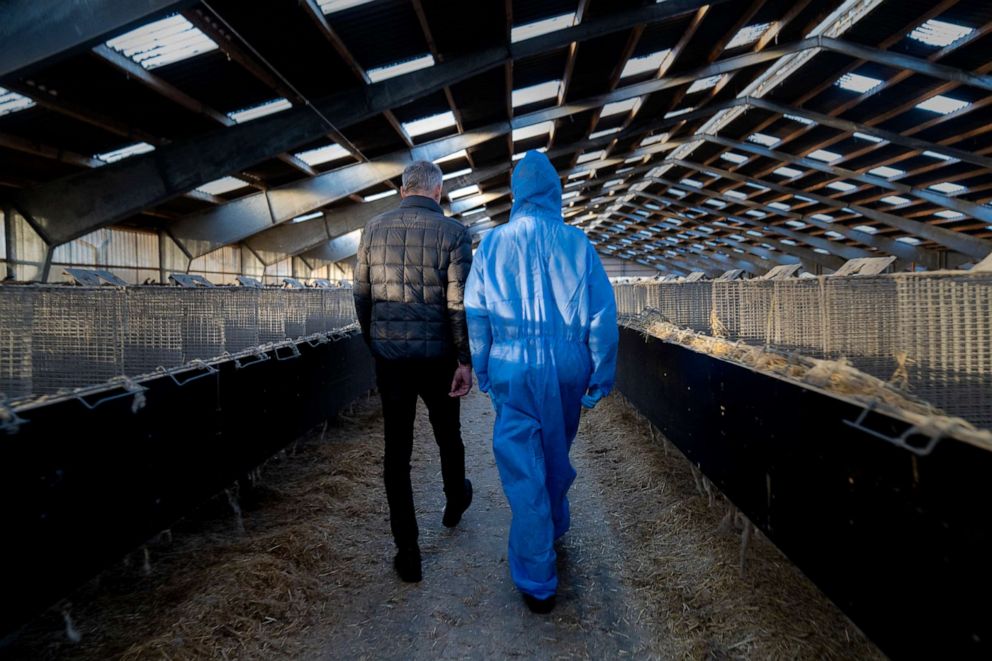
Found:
[5,387,881,659]
[318,390,646,658]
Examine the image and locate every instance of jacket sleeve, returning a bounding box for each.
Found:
[446,227,474,365]
[584,242,619,405]
[353,228,372,346]
[464,241,492,393]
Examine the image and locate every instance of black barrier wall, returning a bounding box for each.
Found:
[0,331,375,637]
[615,326,991,660]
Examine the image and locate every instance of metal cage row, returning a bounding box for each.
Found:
[0,287,357,399]
[614,272,992,430]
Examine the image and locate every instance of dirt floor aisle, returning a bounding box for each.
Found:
[4,389,882,660]
[316,390,646,659]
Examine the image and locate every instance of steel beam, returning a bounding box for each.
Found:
[0,0,197,79]
[670,159,971,266]
[170,126,508,257]
[702,134,992,226]
[643,182,873,261]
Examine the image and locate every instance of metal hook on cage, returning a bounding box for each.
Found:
[843,404,942,457]
[167,360,219,388]
[234,347,270,370]
[74,377,149,413]
[305,334,329,348]
[0,396,28,435]
[274,342,302,361]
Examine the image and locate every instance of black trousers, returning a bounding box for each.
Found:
[376,358,465,549]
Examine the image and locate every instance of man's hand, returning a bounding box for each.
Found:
[449,364,473,398]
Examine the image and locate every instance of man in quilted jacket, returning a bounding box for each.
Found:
[354,160,474,583]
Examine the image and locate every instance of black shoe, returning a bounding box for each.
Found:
[393,547,422,583]
[523,594,557,614]
[442,479,473,528]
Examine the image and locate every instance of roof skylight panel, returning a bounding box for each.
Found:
[725,23,772,49]
[808,149,842,162]
[935,210,964,219]
[826,181,856,192]
[923,150,957,162]
[106,15,217,70]
[0,87,35,117]
[908,19,974,48]
[811,214,834,222]
[725,190,747,200]
[745,210,766,218]
[784,113,815,126]
[640,133,669,147]
[403,111,457,137]
[836,73,883,94]
[663,107,695,119]
[680,178,703,188]
[512,80,562,108]
[748,132,780,147]
[704,199,727,208]
[442,168,472,181]
[853,131,885,144]
[621,49,672,79]
[449,185,480,199]
[368,54,436,83]
[511,12,577,43]
[512,121,554,142]
[291,211,324,223]
[774,166,802,178]
[929,181,966,195]
[687,75,724,94]
[602,97,642,117]
[364,190,398,202]
[318,0,376,14]
[295,143,350,166]
[576,150,606,164]
[916,95,970,115]
[770,202,792,212]
[868,166,904,178]
[854,225,878,234]
[897,236,922,245]
[196,176,249,196]
[435,150,469,164]
[589,127,622,140]
[228,98,292,123]
[880,195,910,205]
[95,142,155,163]
[721,152,748,164]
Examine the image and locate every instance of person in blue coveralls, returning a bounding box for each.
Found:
[464,151,618,614]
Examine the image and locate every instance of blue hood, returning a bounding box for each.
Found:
[510,151,562,221]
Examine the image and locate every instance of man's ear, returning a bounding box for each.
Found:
[433,185,444,202]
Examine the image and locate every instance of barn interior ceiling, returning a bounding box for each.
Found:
[1,0,990,279]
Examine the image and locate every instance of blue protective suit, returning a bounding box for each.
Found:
[464,151,618,600]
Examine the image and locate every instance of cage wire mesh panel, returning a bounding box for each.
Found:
[30,288,125,394]
[258,289,288,343]
[122,288,183,376]
[615,272,992,429]
[222,289,260,353]
[180,289,226,362]
[0,286,359,399]
[896,274,992,428]
[0,288,35,399]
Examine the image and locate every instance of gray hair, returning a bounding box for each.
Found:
[402,160,443,195]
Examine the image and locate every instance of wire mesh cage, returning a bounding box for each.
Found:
[617,272,992,429]
[122,288,184,376]
[0,288,35,400]
[0,285,359,399]
[31,288,125,394]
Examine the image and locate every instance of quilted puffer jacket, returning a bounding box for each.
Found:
[354,195,473,364]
